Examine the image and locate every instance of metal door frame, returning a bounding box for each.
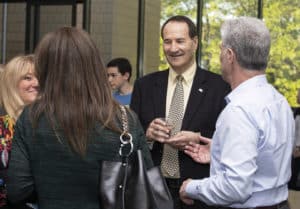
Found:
[2,0,262,71]
[1,0,90,62]
[25,0,89,53]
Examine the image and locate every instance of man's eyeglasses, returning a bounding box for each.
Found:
[107,73,121,78]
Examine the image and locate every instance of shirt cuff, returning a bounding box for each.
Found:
[185,180,203,200]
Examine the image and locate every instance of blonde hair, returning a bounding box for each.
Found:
[0,55,35,120]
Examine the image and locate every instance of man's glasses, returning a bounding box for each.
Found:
[107,73,121,78]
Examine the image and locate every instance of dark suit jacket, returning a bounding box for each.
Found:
[130,67,231,180]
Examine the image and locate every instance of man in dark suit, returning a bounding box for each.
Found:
[130,15,230,209]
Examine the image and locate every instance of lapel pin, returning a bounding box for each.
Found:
[198,88,204,93]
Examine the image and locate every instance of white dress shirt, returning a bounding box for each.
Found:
[186,75,295,208]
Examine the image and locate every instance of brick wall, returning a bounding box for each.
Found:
[90,0,160,79]
[144,0,161,75]
[39,5,73,38]
[0,3,26,62]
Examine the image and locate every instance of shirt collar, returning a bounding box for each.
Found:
[169,61,197,85]
[225,74,267,104]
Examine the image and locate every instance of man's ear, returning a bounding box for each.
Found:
[124,72,130,80]
[192,36,198,52]
[226,48,235,63]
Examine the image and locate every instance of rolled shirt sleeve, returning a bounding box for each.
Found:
[185,106,258,206]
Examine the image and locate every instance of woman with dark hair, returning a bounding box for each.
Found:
[7,27,152,209]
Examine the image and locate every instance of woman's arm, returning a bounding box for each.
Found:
[7,112,35,204]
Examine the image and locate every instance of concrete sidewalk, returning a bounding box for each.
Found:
[289,190,300,209]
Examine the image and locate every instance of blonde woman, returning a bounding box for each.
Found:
[0,55,38,208]
[1,55,38,121]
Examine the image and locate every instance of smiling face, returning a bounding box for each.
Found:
[18,69,39,104]
[162,21,198,74]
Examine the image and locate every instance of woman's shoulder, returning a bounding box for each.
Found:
[17,106,32,124]
[124,106,142,129]
[16,105,48,132]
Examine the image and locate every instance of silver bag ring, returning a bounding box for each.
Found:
[119,141,134,157]
[120,132,133,144]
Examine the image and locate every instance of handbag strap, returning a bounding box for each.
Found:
[119,105,133,157]
[119,106,133,209]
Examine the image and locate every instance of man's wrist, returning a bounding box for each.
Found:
[146,137,154,142]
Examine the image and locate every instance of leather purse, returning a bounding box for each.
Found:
[98,106,173,209]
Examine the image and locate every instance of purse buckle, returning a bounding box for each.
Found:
[119,132,133,157]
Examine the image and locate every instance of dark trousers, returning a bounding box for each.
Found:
[288,157,300,190]
[165,178,218,209]
[219,200,289,209]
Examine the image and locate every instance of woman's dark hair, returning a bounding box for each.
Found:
[32,27,121,155]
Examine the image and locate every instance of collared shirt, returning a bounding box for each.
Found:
[186,75,294,208]
[166,62,196,117]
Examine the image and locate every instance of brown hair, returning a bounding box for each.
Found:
[32,27,121,155]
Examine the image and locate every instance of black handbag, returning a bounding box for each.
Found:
[98,106,173,209]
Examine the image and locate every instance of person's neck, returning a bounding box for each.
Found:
[119,82,133,95]
[230,67,264,90]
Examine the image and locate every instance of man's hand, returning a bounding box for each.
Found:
[293,146,300,158]
[167,131,201,150]
[146,118,171,143]
[184,136,211,164]
[179,179,194,205]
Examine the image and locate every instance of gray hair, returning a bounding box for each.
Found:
[220,17,271,71]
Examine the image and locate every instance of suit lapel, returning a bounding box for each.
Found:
[182,68,207,130]
[153,70,169,118]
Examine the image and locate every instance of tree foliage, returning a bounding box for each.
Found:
[160,0,300,106]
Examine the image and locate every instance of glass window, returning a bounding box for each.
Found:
[201,0,257,73]
[160,0,300,105]
[263,0,300,106]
